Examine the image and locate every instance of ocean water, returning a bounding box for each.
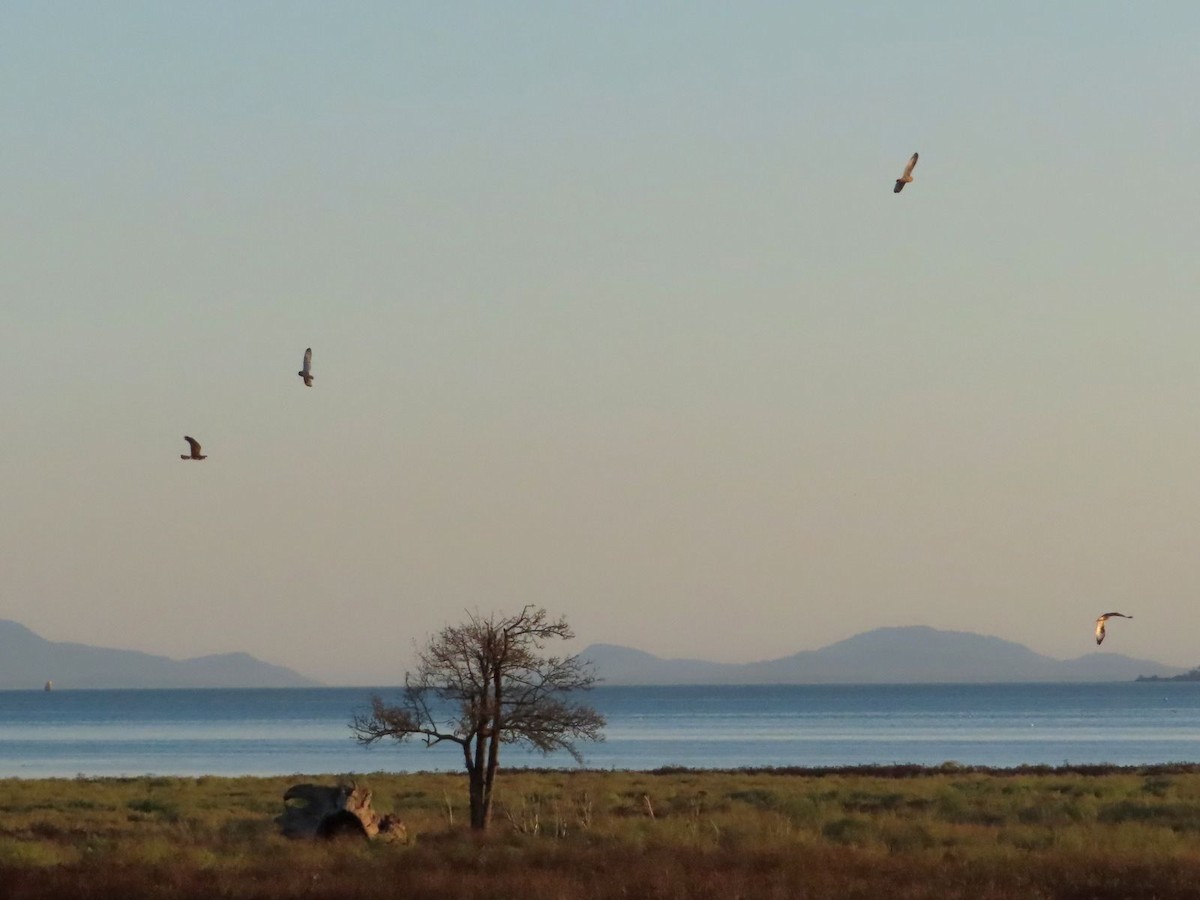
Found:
[0,683,1198,778]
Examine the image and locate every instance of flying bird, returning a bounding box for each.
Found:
[893,152,919,193]
[180,436,207,460]
[298,347,313,387]
[1094,612,1132,645]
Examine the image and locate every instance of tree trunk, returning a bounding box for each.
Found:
[482,674,502,829]
[470,718,491,829]
[468,765,487,830]
[478,773,493,829]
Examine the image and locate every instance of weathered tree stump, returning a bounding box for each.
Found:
[276,782,406,842]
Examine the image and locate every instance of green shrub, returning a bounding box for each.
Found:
[821,816,876,846]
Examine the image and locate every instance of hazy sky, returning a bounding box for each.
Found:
[4,2,1200,684]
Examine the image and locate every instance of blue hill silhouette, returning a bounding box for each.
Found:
[0,619,319,689]
[582,626,1184,684]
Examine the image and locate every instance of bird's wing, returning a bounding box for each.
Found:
[903,153,919,177]
[1099,612,1131,619]
[302,347,312,374]
[184,436,202,454]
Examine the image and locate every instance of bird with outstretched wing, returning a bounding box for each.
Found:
[894,152,919,193]
[299,347,313,387]
[1094,612,1132,645]
[180,436,207,460]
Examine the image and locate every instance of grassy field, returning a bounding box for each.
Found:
[4,765,1200,898]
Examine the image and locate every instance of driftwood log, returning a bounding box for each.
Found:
[276,782,405,842]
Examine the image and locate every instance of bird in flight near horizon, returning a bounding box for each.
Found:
[180,436,207,460]
[1094,612,1132,645]
[299,347,313,387]
[894,152,919,193]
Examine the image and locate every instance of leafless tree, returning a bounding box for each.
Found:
[351,606,605,830]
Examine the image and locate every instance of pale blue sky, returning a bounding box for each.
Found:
[3,3,1199,683]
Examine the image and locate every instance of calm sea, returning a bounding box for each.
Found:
[0,683,1197,779]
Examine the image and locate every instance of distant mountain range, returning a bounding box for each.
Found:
[581,626,1186,685]
[0,620,319,690]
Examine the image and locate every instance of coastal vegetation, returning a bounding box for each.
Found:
[1137,668,1200,682]
[4,765,1200,897]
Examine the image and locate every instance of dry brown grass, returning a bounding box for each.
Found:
[4,766,1200,898]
